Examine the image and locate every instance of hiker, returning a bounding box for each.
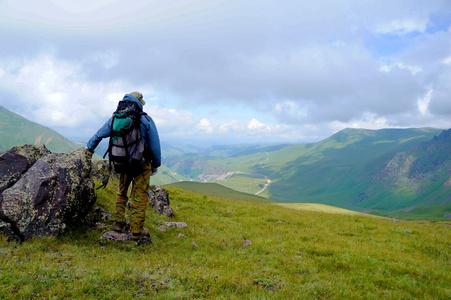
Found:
[87,91,161,241]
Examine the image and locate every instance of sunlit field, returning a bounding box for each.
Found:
[1,179,449,299]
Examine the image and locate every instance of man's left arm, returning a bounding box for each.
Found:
[143,115,161,168]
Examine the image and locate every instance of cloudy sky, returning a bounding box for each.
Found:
[0,0,450,146]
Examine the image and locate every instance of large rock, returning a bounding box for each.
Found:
[0,145,51,194]
[0,145,96,241]
[91,159,118,180]
[149,185,174,217]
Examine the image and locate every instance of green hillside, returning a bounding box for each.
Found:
[0,106,81,153]
[169,179,451,221]
[274,202,371,216]
[1,179,449,299]
[369,205,451,221]
[355,129,451,212]
[266,128,447,208]
[167,181,275,203]
[164,128,449,215]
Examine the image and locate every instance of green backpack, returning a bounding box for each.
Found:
[106,100,146,175]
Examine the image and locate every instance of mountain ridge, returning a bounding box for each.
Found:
[164,127,450,216]
[356,128,451,210]
[0,106,81,153]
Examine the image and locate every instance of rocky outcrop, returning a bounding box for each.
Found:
[149,185,174,217]
[0,145,96,241]
[374,129,451,190]
[355,129,451,209]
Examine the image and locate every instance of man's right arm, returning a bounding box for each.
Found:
[87,117,113,151]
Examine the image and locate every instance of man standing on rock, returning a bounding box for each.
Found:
[87,91,161,241]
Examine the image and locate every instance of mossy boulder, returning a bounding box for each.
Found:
[0,145,96,241]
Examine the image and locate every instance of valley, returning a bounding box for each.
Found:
[163,128,451,219]
[1,105,450,220]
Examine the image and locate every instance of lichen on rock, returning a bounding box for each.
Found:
[0,145,96,241]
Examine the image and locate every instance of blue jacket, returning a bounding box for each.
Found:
[87,94,161,168]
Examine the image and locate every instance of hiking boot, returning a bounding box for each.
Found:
[112,221,126,233]
[131,228,149,240]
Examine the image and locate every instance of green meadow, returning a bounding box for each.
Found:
[369,205,451,221]
[1,178,450,299]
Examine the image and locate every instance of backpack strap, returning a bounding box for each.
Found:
[96,111,148,190]
[102,114,116,159]
[96,172,110,190]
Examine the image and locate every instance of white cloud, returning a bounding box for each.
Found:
[374,19,427,35]
[247,118,291,134]
[0,55,145,127]
[418,89,433,116]
[0,0,450,145]
[218,119,243,133]
[380,63,422,75]
[248,118,270,132]
[149,106,194,128]
[196,118,214,133]
[331,113,391,131]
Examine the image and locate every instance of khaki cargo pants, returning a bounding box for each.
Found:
[115,162,152,234]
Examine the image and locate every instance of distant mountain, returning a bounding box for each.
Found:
[164,128,451,215]
[161,141,286,158]
[160,142,205,157]
[268,128,450,211]
[0,106,81,153]
[357,128,451,210]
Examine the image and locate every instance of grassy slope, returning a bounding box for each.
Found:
[274,203,371,216]
[151,165,189,185]
[169,181,451,220]
[0,179,450,299]
[163,128,447,214]
[167,181,275,204]
[369,205,451,221]
[0,106,80,153]
[266,128,446,208]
